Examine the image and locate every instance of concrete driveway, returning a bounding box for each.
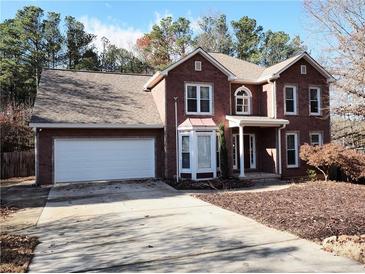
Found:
[29,180,363,272]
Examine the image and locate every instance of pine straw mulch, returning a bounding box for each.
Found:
[0,233,39,273]
[166,178,255,190]
[196,181,365,242]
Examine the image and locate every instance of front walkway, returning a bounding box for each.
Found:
[29,180,363,272]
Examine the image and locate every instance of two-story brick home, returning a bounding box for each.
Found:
[30,47,334,185]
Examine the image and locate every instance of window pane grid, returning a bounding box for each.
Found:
[310,88,320,114]
[186,84,211,114]
[285,87,296,114]
[286,134,298,166]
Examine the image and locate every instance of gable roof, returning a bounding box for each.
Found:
[144,47,237,90]
[257,52,335,83]
[145,49,334,89]
[30,69,163,128]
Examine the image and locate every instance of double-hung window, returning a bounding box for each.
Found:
[310,132,323,146]
[286,132,299,168]
[284,85,297,115]
[186,84,212,114]
[181,135,190,169]
[309,87,321,115]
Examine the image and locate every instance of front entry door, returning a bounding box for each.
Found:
[232,134,256,170]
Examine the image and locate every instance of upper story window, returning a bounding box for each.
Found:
[309,87,321,115]
[301,65,307,74]
[195,61,202,71]
[284,85,297,115]
[235,86,252,115]
[185,83,213,115]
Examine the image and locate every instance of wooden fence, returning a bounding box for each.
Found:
[1,150,35,179]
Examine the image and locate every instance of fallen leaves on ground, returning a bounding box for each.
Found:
[0,233,39,273]
[196,181,365,242]
[0,206,19,220]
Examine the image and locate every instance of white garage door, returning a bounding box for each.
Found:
[54,138,155,183]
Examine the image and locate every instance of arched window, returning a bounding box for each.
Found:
[235,86,252,114]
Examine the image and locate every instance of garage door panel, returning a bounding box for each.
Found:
[54,138,155,183]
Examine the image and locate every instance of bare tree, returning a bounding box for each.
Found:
[304,0,365,150]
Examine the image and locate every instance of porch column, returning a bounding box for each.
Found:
[239,125,245,178]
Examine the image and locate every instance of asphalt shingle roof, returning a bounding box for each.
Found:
[31,69,163,126]
[209,52,265,81]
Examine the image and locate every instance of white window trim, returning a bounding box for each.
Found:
[178,130,217,180]
[195,61,202,71]
[309,132,323,146]
[235,86,252,115]
[179,132,191,173]
[301,65,307,74]
[286,132,299,168]
[232,133,256,169]
[309,86,321,116]
[185,83,213,115]
[196,132,215,173]
[284,85,297,115]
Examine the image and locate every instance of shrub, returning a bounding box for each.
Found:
[218,124,228,179]
[300,143,365,182]
[306,169,317,181]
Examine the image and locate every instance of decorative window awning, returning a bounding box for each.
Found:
[178,118,218,131]
[226,115,289,127]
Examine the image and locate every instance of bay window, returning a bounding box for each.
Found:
[197,136,211,169]
[286,132,299,168]
[185,83,212,114]
[181,135,190,169]
[178,130,217,180]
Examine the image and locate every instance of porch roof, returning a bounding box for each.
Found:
[178,118,218,130]
[226,115,289,127]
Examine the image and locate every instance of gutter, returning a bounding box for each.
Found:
[29,123,164,129]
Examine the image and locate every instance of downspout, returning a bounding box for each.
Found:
[34,128,39,185]
[174,97,179,182]
[277,124,286,175]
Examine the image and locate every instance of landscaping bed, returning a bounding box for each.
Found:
[165,178,255,190]
[196,181,365,242]
[0,233,39,273]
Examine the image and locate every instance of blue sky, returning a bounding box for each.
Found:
[1,0,320,56]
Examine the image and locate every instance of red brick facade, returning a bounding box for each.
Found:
[275,59,330,178]
[164,53,232,178]
[35,53,330,184]
[37,128,164,185]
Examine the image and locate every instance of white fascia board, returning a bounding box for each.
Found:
[29,123,164,129]
[271,53,335,82]
[226,115,289,127]
[178,126,218,131]
[143,71,165,90]
[232,75,279,84]
[161,48,237,80]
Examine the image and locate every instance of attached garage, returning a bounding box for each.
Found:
[30,70,164,185]
[54,138,155,183]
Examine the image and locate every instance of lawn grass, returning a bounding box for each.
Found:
[196,181,365,242]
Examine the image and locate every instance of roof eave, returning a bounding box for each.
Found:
[29,123,164,129]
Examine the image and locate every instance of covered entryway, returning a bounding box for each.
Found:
[54,138,155,183]
[227,116,289,178]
